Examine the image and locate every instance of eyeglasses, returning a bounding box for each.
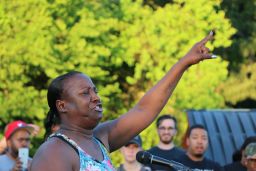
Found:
[16,138,30,143]
[158,126,175,131]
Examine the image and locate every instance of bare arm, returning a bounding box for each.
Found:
[95,32,214,152]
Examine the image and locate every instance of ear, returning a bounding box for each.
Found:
[120,146,125,154]
[56,100,67,113]
[6,139,11,147]
[173,129,177,135]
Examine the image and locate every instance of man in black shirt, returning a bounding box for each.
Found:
[147,115,185,171]
[176,124,222,171]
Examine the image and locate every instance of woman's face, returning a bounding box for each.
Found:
[60,73,103,129]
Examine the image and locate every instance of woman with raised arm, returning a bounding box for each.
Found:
[30,31,214,171]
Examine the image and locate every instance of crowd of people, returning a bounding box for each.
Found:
[0,31,256,171]
[0,117,256,171]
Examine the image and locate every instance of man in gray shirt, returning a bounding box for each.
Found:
[0,120,34,171]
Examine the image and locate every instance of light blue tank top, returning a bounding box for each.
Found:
[49,133,115,171]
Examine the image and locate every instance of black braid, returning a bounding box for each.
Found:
[44,110,58,139]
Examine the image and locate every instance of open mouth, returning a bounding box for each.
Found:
[91,103,103,112]
[195,146,204,152]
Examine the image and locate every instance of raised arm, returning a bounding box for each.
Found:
[95,31,214,152]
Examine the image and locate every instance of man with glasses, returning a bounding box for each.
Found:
[0,120,34,171]
[147,114,185,171]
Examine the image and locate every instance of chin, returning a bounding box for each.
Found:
[161,139,172,144]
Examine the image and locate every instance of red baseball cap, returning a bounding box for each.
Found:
[4,120,34,140]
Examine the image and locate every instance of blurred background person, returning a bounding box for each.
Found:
[147,114,185,171]
[117,135,151,171]
[0,123,40,155]
[0,120,35,171]
[223,136,256,171]
[176,124,222,171]
[244,142,256,171]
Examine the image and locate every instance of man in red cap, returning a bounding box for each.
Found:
[0,120,34,171]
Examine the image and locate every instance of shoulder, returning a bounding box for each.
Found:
[94,121,116,151]
[223,162,246,171]
[116,164,124,171]
[0,154,10,161]
[30,137,79,171]
[203,158,221,168]
[173,146,185,152]
[0,154,6,159]
[172,147,186,155]
[0,154,14,170]
[147,146,159,152]
[176,153,188,159]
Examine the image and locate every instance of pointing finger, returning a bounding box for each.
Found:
[199,30,214,45]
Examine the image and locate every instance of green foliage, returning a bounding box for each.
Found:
[219,63,256,106]
[220,0,256,70]
[0,0,52,130]
[217,0,256,107]
[0,0,235,167]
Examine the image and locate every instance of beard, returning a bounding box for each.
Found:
[160,135,173,144]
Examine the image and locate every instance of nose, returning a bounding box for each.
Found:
[89,88,100,102]
[197,138,204,144]
[21,140,30,148]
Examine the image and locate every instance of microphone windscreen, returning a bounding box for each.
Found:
[136,151,152,164]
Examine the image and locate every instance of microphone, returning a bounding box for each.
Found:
[136,151,192,171]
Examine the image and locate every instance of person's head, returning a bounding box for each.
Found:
[120,135,142,163]
[186,124,208,160]
[156,114,177,144]
[232,150,242,162]
[4,120,34,157]
[240,136,256,164]
[244,143,256,171]
[46,71,102,131]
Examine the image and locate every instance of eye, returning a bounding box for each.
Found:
[82,89,90,95]
[93,87,98,94]
[83,92,88,95]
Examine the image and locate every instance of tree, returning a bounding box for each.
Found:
[0,0,235,165]
[218,0,256,107]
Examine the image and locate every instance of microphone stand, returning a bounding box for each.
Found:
[151,156,195,171]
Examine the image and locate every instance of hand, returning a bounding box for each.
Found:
[0,137,7,154]
[11,157,23,171]
[27,124,40,136]
[182,31,214,66]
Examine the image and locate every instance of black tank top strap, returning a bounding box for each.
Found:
[49,133,79,155]
[94,137,106,148]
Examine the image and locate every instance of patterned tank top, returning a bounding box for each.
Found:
[49,133,116,171]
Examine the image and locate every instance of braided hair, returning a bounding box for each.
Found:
[44,71,81,139]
